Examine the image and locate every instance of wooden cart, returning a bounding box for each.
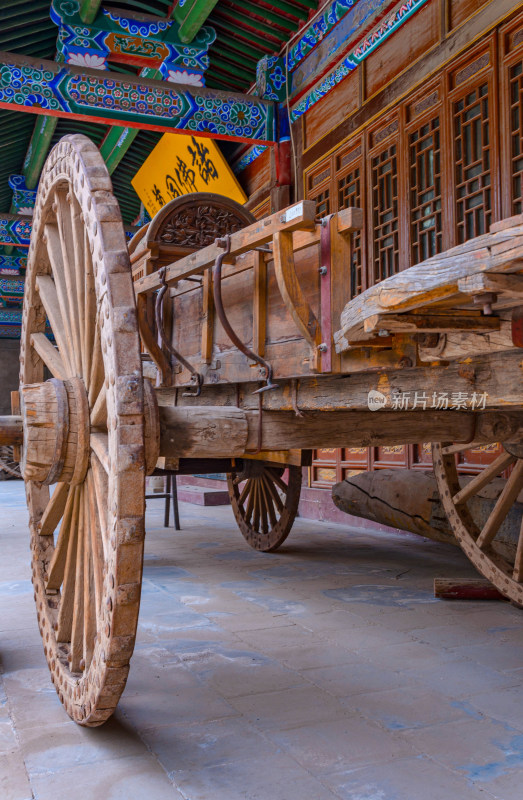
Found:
[2,134,523,726]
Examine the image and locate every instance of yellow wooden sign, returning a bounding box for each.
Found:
[131,132,247,217]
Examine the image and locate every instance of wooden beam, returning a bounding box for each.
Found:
[0,52,276,145]
[158,406,523,458]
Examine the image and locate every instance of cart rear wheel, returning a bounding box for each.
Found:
[432,441,523,606]
[227,462,301,551]
[20,135,146,726]
[0,446,21,478]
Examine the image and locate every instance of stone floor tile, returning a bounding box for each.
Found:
[140,717,280,774]
[17,717,147,775]
[2,668,72,731]
[398,717,523,780]
[228,685,351,731]
[268,716,417,772]
[324,754,494,800]
[347,685,478,730]
[448,642,523,672]
[0,750,33,800]
[121,682,239,731]
[28,754,183,800]
[400,655,521,698]
[302,660,416,698]
[172,752,340,800]
[464,685,523,732]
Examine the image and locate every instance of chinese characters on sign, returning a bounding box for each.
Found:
[367,389,488,411]
[132,132,247,217]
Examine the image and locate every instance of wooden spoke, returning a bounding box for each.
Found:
[442,441,482,456]
[238,478,252,507]
[268,469,288,494]
[90,455,108,544]
[70,487,85,672]
[83,227,96,385]
[90,386,107,428]
[46,488,77,590]
[245,480,256,525]
[30,332,67,380]
[513,515,523,582]
[21,135,145,726]
[55,191,82,375]
[87,471,104,613]
[258,479,269,535]
[35,275,73,376]
[56,488,80,641]
[88,322,104,405]
[452,451,516,505]
[263,471,284,513]
[90,432,110,474]
[44,223,75,374]
[476,461,523,550]
[433,443,523,606]
[228,464,301,552]
[252,481,261,532]
[262,475,278,527]
[39,482,69,537]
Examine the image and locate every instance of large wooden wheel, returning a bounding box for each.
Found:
[227,462,302,551]
[20,135,147,726]
[432,442,523,605]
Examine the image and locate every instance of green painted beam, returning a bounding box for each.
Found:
[100,126,140,175]
[23,115,58,190]
[173,0,220,44]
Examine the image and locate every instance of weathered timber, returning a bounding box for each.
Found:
[338,223,523,348]
[0,415,22,446]
[433,579,507,602]
[158,407,523,458]
[331,470,520,560]
[157,349,523,411]
[418,324,513,362]
[364,313,500,336]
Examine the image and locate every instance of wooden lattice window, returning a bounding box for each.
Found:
[509,60,523,214]
[409,117,443,263]
[314,187,330,217]
[453,82,492,242]
[371,144,399,283]
[338,165,363,295]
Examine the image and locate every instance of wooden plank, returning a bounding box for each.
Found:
[458,273,523,297]
[134,202,317,296]
[434,578,506,601]
[273,229,321,369]
[364,313,500,335]
[201,268,214,364]
[253,251,267,358]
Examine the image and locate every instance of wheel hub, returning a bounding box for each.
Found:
[21,377,90,485]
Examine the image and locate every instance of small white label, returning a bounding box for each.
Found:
[283,202,303,223]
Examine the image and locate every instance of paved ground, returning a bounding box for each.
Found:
[1,480,523,800]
